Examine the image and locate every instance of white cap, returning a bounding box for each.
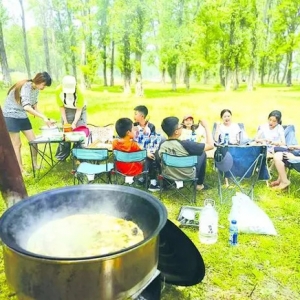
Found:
[62,75,76,93]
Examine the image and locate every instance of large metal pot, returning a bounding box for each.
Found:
[0,185,167,300]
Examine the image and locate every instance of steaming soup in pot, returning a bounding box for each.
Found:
[26,214,144,257]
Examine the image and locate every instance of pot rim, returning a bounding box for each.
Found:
[0,185,167,261]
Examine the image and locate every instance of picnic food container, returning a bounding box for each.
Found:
[40,125,59,137]
[0,185,205,300]
[64,131,86,142]
[63,123,72,132]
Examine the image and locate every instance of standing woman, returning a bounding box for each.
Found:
[2,72,53,173]
[55,75,87,129]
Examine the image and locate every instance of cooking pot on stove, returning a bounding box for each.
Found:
[0,185,205,300]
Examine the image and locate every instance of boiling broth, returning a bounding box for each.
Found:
[26,214,144,257]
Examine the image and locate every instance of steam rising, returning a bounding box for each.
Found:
[10,189,143,257]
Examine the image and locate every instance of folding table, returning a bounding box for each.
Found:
[29,136,67,180]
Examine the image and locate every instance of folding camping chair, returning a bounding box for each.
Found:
[112,149,148,188]
[158,153,198,204]
[215,145,269,203]
[72,148,114,184]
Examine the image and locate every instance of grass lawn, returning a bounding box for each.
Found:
[1,82,300,300]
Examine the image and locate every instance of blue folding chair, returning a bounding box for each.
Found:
[72,148,113,184]
[112,150,148,188]
[215,145,269,203]
[283,125,298,146]
[158,153,198,204]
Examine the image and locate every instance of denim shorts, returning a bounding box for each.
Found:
[4,117,32,132]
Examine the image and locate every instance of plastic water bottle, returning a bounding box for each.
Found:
[156,133,161,145]
[224,133,229,145]
[143,135,150,149]
[138,129,144,146]
[191,132,197,142]
[199,199,218,244]
[150,134,156,147]
[229,220,238,246]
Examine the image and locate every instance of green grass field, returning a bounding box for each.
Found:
[1,83,300,300]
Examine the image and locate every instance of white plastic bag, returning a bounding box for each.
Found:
[228,192,277,235]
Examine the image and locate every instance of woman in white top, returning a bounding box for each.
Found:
[214,109,241,145]
[255,110,286,152]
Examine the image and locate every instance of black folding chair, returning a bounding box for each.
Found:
[215,145,270,203]
[158,153,198,204]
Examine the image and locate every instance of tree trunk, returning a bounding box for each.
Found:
[203,69,209,85]
[171,73,176,91]
[55,9,71,76]
[103,44,107,86]
[0,21,11,85]
[80,41,88,88]
[233,67,239,90]
[260,57,265,85]
[281,57,288,84]
[135,52,143,97]
[135,75,144,97]
[247,65,255,91]
[219,65,225,87]
[66,9,77,78]
[184,63,190,90]
[110,40,114,86]
[286,51,293,87]
[225,68,232,91]
[161,68,166,84]
[0,107,27,208]
[19,0,31,78]
[42,21,51,75]
[168,62,177,91]
[123,34,131,95]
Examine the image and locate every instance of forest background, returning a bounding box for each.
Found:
[0,0,300,93]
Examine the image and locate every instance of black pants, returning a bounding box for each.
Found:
[196,152,207,185]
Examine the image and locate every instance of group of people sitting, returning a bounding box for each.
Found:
[2,70,299,192]
[112,105,214,192]
[112,106,300,192]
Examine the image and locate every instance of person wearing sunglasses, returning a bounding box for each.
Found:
[159,117,214,191]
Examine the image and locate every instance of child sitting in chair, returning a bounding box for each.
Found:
[181,115,206,143]
[112,118,160,191]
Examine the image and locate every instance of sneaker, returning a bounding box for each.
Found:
[137,177,145,186]
[148,184,160,192]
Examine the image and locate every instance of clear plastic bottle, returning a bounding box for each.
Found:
[199,199,218,244]
[229,220,238,246]
[224,133,229,145]
[156,133,161,145]
[191,132,197,142]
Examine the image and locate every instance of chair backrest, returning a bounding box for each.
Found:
[161,153,198,181]
[162,153,198,168]
[87,123,114,144]
[283,125,298,146]
[218,145,269,180]
[113,150,147,162]
[72,148,109,161]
